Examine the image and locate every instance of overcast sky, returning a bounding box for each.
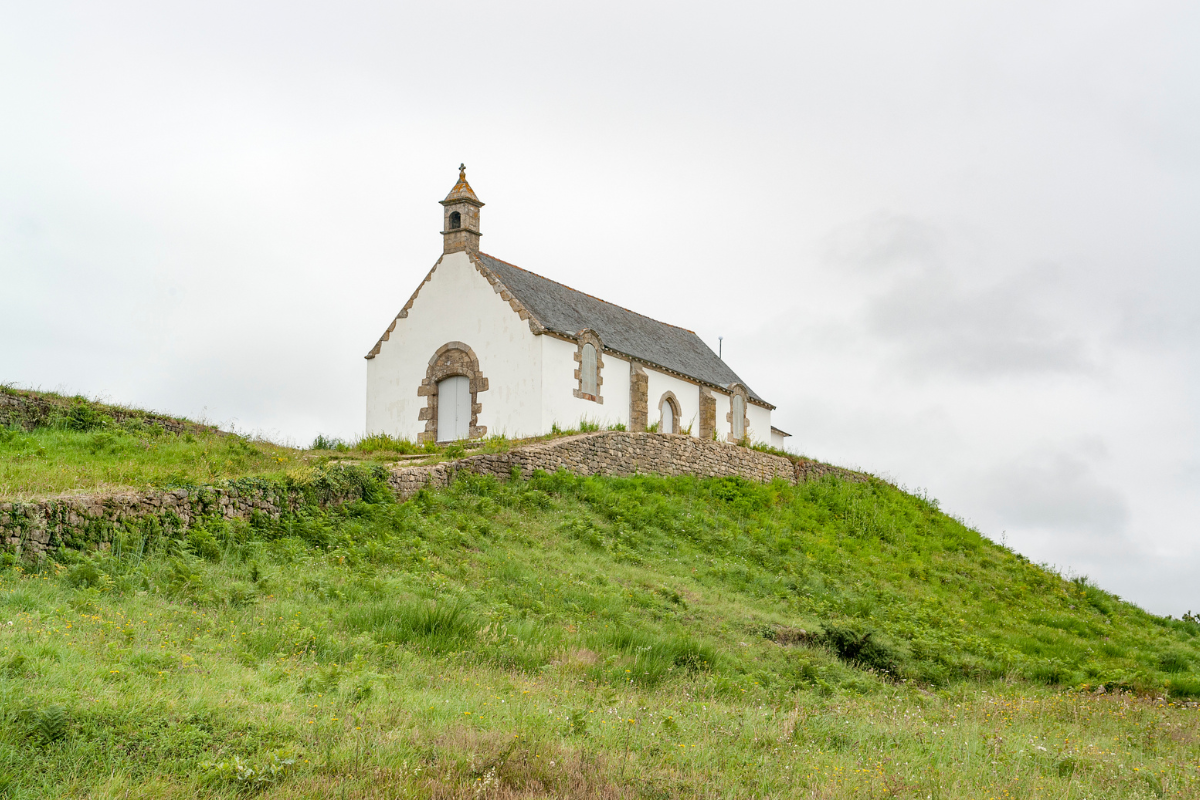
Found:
[2,2,1197,615]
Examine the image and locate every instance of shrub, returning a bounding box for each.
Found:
[820,623,903,676]
[63,401,111,432]
[66,560,104,590]
[186,528,222,562]
[311,434,347,451]
[354,433,420,454]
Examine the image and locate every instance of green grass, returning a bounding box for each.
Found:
[0,425,309,501]
[1,470,1198,798]
[0,390,508,499]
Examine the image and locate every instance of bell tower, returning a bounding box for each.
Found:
[440,164,484,254]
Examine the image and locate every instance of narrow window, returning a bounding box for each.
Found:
[448,211,461,230]
[581,343,597,395]
[732,395,745,440]
[661,400,674,434]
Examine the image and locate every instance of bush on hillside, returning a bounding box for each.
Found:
[819,623,905,676]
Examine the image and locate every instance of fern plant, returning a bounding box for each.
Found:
[35,704,68,744]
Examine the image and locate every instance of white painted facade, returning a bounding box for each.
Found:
[365,169,784,448]
[538,335,631,433]
[646,369,699,434]
[747,403,772,445]
[364,249,780,444]
[365,251,544,440]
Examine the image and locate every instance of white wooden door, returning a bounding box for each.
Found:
[437,376,470,441]
[661,402,673,434]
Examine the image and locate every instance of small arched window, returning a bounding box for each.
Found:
[732,394,746,440]
[448,211,461,230]
[581,344,597,395]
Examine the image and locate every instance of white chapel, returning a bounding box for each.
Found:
[365,167,789,449]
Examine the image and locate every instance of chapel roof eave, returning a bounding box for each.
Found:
[472,251,773,408]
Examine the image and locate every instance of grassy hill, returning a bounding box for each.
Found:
[0,386,592,501]
[1,393,1198,798]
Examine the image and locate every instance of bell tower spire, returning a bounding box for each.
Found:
[440,164,484,254]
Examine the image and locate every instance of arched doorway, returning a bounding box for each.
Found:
[417,341,488,444]
[436,375,471,441]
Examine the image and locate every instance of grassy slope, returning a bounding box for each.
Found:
[1,471,1197,798]
[0,426,310,501]
[0,389,604,501]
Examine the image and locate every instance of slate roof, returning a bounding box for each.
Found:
[475,252,770,406]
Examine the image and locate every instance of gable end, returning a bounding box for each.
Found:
[467,252,546,336]
[365,252,552,361]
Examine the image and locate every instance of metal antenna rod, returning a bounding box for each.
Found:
[718,336,723,359]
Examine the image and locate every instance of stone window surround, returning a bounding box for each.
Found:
[572,329,605,404]
[725,383,751,444]
[656,391,681,434]
[417,341,489,443]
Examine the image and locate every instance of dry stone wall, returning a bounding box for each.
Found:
[1,432,864,560]
[385,431,864,501]
[0,469,383,561]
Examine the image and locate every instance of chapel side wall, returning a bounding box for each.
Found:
[540,336,631,431]
[644,369,701,436]
[747,404,772,445]
[712,391,731,442]
[365,252,543,441]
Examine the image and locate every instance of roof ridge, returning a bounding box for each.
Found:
[477,252,698,336]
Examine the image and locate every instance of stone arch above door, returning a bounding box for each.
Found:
[417,341,488,443]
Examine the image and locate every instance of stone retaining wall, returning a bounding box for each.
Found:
[385,431,863,501]
[0,470,381,561]
[1,432,863,560]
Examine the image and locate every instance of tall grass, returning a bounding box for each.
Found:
[1,470,1198,797]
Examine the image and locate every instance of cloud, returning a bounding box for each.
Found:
[821,213,1100,379]
[975,444,1129,540]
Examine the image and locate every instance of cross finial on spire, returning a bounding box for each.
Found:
[458,163,466,174]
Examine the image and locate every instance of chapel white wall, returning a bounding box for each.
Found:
[365,251,544,441]
[747,403,772,445]
[539,335,631,431]
[645,369,700,436]
[712,392,731,442]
